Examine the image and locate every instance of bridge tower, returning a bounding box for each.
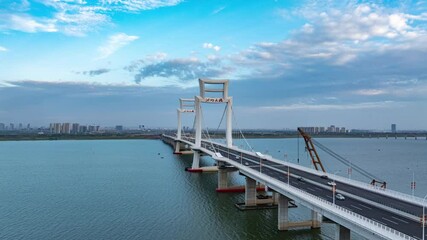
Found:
[175,98,195,154]
[191,79,232,170]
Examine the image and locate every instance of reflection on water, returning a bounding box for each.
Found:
[0,138,425,239]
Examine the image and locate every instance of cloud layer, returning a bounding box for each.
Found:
[97,33,139,59]
[0,0,183,36]
[126,56,233,85]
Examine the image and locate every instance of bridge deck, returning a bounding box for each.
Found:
[164,135,425,240]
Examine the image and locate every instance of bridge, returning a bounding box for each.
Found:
[162,79,427,240]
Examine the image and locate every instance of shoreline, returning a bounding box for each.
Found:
[0,132,426,142]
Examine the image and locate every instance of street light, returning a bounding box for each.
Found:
[423,194,427,240]
[332,170,340,205]
[284,154,290,185]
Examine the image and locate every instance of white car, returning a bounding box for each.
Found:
[244,162,249,166]
[327,181,336,186]
[336,194,345,200]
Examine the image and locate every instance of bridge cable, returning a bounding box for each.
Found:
[311,139,383,182]
[231,106,255,152]
[199,105,219,153]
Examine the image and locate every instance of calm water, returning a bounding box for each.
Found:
[0,138,426,240]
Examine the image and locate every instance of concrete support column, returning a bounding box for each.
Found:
[217,162,228,189]
[191,151,200,169]
[335,225,350,240]
[278,194,289,230]
[194,97,202,148]
[311,210,322,229]
[174,141,181,153]
[177,109,182,140]
[245,177,257,206]
[271,192,279,205]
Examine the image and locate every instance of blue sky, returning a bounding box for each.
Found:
[1,0,427,130]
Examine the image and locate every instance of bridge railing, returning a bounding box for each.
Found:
[211,138,426,209]
[255,168,418,240]
[164,135,418,239]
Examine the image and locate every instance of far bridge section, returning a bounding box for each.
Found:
[162,79,426,240]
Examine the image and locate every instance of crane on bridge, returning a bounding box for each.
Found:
[297,128,387,189]
[297,128,326,172]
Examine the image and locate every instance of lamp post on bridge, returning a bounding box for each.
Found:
[332,170,340,205]
[283,153,290,186]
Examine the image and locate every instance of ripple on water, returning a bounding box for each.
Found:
[1,139,421,239]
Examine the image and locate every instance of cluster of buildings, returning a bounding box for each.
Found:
[0,123,31,131]
[298,125,347,134]
[49,123,100,134]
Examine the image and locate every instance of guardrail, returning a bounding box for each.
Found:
[202,137,426,209]
[243,164,418,240]
[164,134,418,240]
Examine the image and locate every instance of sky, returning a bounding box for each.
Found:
[1,0,427,130]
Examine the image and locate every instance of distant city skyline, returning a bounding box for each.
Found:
[1,1,427,130]
[1,121,424,133]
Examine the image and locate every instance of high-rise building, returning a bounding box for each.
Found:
[79,125,87,133]
[115,125,123,131]
[53,123,61,134]
[88,125,95,132]
[10,123,14,130]
[0,123,4,130]
[71,123,79,133]
[391,124,396,133]
[62,123,71,134]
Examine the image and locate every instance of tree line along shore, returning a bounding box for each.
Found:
[0,131,426,141]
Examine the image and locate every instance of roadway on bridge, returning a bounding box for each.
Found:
[199,140,426,240]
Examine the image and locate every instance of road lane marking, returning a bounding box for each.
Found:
[381,217,398,225]
[350,205,363,211]
[391,216,409,224]
[306,187,315,192]
[358,204,372,210]
[373,219,388,226]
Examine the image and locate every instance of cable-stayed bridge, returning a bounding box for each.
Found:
[162,79,426,240]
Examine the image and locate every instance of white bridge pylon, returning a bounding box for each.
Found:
[175,98,195,153]
[192,79,233,170]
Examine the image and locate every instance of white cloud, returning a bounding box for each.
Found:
[203,42,221,52]
[212,6,226,15]
[354,89,386,96]
[260,101,395,111]
[0,46,8,52]
[0,0,183,35]
[145,52,168,62]
[0,14,57,33]
[97,33,139,59]
[55,10,109,36]
[100,0,183,11]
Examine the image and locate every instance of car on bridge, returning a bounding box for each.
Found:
[327,181,336,186]
[336,194,345,200]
